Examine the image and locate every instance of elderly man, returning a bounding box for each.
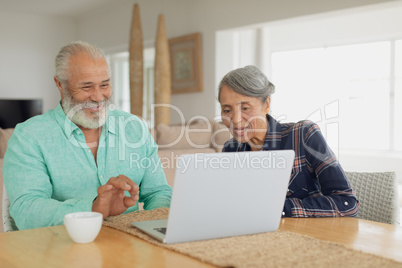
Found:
[3,41,172,230]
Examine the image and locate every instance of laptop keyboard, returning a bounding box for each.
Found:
[154,227,167,234]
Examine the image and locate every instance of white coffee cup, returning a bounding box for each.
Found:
[64,212,103,243]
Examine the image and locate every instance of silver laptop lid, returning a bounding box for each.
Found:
[164,150,295,244]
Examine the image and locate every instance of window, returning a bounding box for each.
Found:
[107,52,130,113]
[106,47,155,125]
[271,42,392,151]
[216,6,402,154]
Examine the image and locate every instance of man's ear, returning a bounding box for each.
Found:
[54,76,64,99]
[263,96,271,114]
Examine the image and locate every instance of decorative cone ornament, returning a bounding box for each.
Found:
[154,14,171,126]
[129,3,144,117]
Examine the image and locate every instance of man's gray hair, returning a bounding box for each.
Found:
[218,65,275,103]
[55,41,108,83]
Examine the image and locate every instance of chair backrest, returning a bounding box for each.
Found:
[2,184,18,232]
[345,171,400,225]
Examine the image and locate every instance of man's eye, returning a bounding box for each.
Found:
[101,84,109,88]
[222,109,230,113]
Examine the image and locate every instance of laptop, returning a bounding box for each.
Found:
[131,150,295,244]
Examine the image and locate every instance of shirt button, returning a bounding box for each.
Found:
[88,149,91,153]
[282,212,285,216]
[76,130,80,134]
[344,202,349,206]
[287,189,290,192]
[100,175,103,179]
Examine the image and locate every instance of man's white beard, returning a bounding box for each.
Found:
[61,89,109,129]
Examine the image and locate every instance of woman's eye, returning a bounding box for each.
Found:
[222,109,230,113]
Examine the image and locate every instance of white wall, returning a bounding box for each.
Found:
[0,11,76,112]
[76,0,396,123]
[267,2,402,52]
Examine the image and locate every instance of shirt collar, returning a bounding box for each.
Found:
[261,114,282,150]
[54,102,79,138]
[232,114,282,151]
[54,101,116,139]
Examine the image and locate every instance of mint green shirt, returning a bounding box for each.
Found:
[3,103,172,230]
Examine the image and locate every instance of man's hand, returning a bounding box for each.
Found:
[92,175,140,219]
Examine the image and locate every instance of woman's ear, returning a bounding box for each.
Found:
[263,97,271,114]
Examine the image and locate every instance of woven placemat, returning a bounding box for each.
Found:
[103,208,402,268]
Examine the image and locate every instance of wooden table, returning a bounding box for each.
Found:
[0,217,401,267]
[278,217,402,263]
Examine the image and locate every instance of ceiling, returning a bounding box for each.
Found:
[0,0,119,18]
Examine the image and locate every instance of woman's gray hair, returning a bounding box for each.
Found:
[218,65,275,103]
[55,41,108,83]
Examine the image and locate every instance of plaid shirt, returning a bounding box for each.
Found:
[222,114,359,217]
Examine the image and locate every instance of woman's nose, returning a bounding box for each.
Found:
[232,108,242,124]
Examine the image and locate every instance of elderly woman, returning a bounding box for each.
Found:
[219,65,359,217]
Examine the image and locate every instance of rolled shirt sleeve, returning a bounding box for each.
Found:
[120,117,172,210]
[283,121,359,217]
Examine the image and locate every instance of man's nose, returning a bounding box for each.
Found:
[91,86,104,102]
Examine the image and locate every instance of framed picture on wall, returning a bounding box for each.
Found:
[169,32,203,94]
